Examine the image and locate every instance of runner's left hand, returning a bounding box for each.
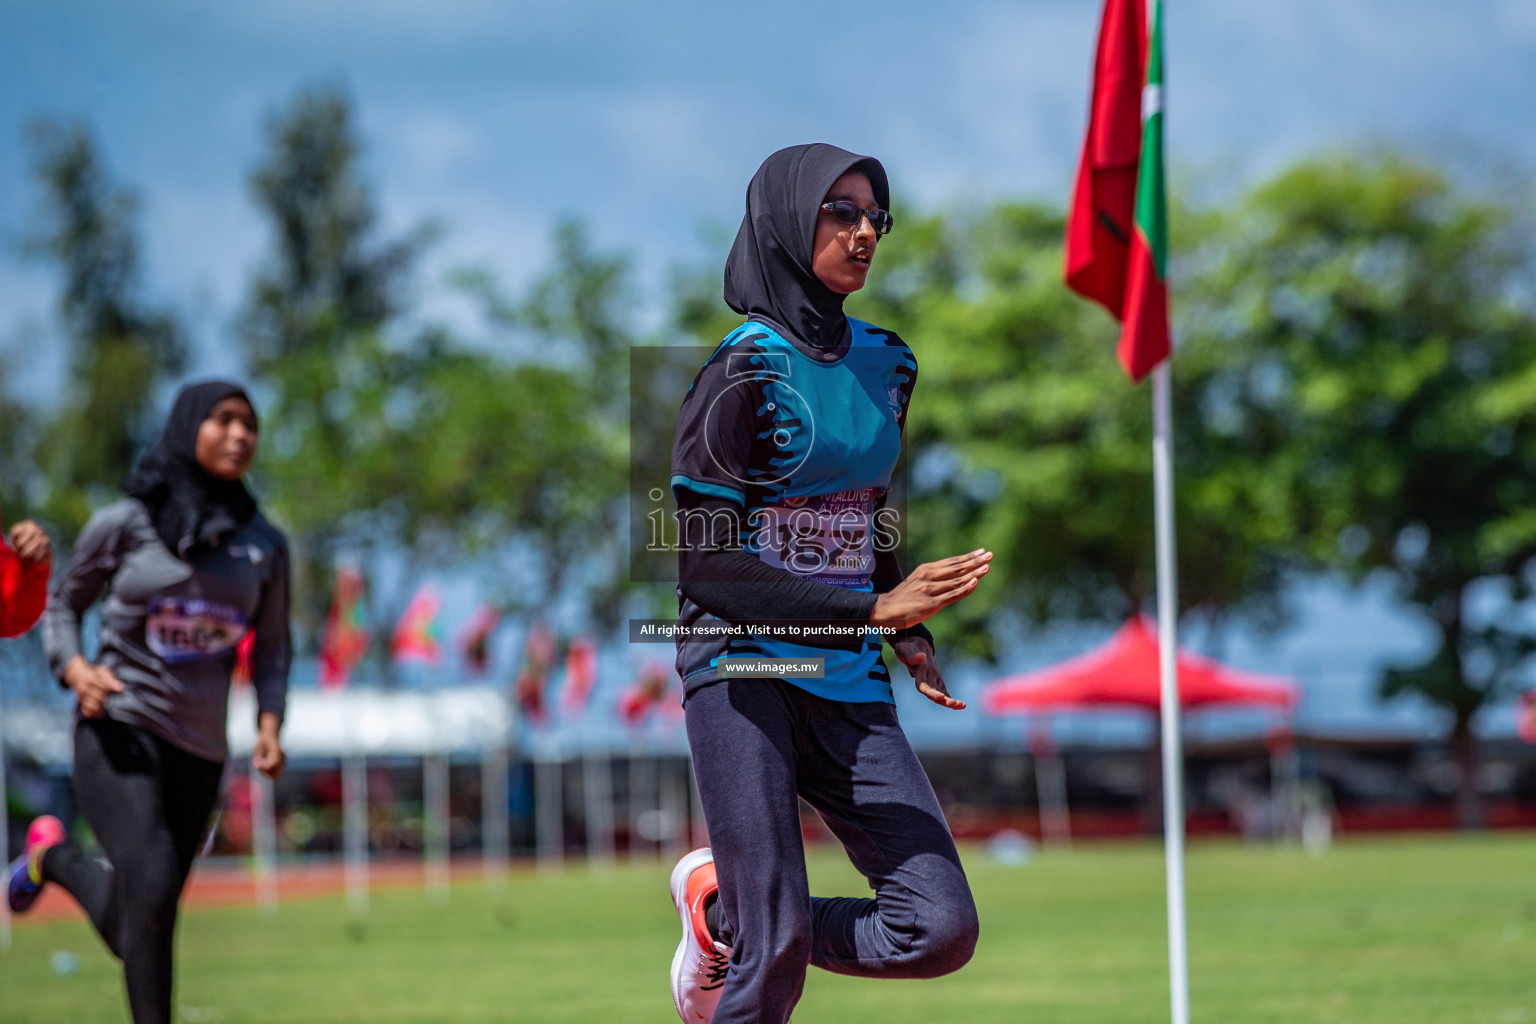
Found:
[253,712,287,779]
[893,636,965,711]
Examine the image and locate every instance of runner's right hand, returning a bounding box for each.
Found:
[869,549,992,630]
[63,657,124,718]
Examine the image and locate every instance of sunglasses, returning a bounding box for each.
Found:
[820,200,894,237]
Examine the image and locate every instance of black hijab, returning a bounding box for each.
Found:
[122,380,259,559]
[724,143,891,351]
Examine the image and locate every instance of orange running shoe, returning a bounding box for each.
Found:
[668,847,731,1023]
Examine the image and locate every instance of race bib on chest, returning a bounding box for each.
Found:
[146,596,247,664]
[753,487,883,589]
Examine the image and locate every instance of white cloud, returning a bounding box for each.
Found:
[599,91,733,189]
[374,110,483,184]
[0,265,64,405]
[906,2,1098,200]
[1497,0,1536,40]
[147,186,265,314]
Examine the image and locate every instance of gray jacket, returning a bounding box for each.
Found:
[43,499,291,763]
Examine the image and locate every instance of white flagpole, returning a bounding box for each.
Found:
[424,751,450,905]
[1034,734,1073,847]
[535,747,564,874]
[343,751,370,918]
[252,764,279,917]
[1152,361,1189,1024]
[482,740,511,887]
[582,740,615,870]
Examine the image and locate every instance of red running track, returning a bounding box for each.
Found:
[15,858,500,925]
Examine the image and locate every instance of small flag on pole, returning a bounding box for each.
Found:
[319,566,370,690]
[515,622,557,723]
[391,585,443,665]
[1519,691,1536,745]
[459,603,502,676]
[618,663,673,726]
[1065,0,1170,381]
[562,637,598,712]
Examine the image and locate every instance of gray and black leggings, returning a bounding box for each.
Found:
[42,717,224,1024]
[686,678,980,1024]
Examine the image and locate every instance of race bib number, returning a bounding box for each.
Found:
[146,596,247,664]
[754,488,882,589]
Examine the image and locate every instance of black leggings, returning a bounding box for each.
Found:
[686,679,979,1024]
[41,717,224,1024]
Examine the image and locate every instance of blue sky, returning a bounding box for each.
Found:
[4,0,1533,381]
[3,0,1534,738]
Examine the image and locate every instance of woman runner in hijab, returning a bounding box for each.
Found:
[667,144,989,1024]
[7,380,291,1024]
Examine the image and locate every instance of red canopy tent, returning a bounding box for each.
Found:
[983,615,1298,715]
[982,616,1298,848]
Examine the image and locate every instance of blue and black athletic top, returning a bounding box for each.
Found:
[670,315,919,703]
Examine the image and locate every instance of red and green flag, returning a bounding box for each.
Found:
[1065,0,1170,381]
[515,621,557,723]
[319,566,370,690]
[391,584,443,665]
[458,603,502,676]
[561,637,598,712]
[618,662,673,726]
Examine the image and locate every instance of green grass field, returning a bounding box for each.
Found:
[3,835,1533,1023]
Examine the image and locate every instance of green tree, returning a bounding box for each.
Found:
[451,221,634,630]
[239,84,435,644]
[26,122,185,543]
[1192,153,1536,827]
[835,200,1304,660]
[243,87,634,659]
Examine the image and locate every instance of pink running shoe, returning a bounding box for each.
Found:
[6,815,65,914]
[669,847,731,1024]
